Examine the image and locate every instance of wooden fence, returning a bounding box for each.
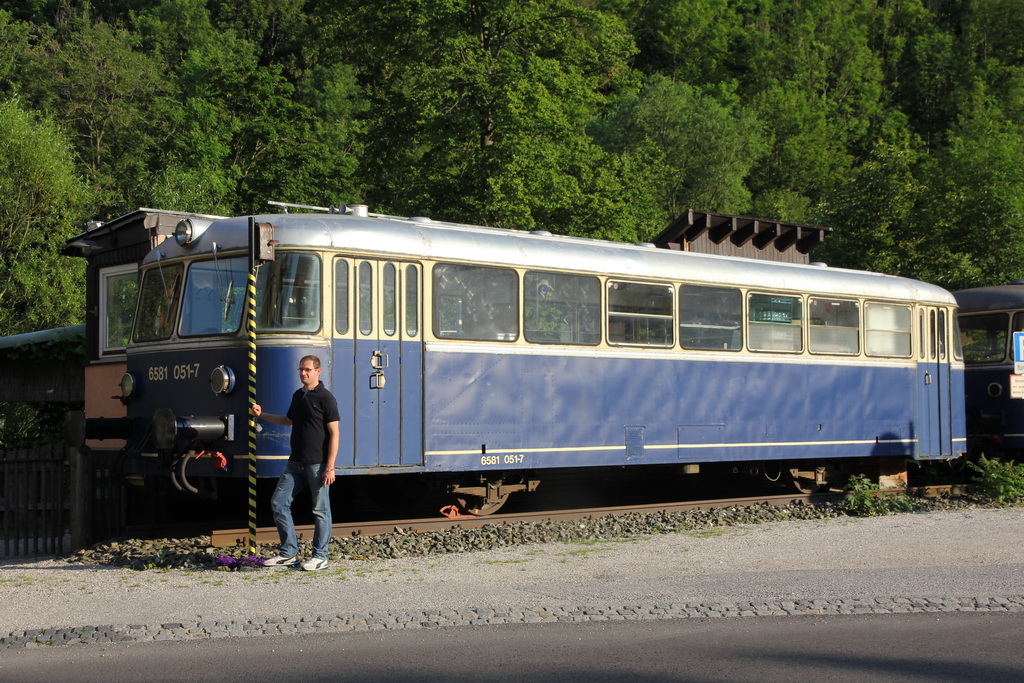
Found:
[1,444,125,559]
[1,444,67,558]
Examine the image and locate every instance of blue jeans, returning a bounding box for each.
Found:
[271,461,332,559]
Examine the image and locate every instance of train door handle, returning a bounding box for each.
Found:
[925,371,932,385]
[370,350,388,370]
[370,371,386,390]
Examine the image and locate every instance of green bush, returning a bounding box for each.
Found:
[0,401,80,450]
[842,474,911,517]
[967,456,1024,504]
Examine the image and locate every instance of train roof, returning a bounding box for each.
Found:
[144,211,956,305]
[953,283,1024,312]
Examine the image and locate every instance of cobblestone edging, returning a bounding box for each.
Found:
[3,596,1024,649]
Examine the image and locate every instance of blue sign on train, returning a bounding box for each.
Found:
[1014,332,1024,377]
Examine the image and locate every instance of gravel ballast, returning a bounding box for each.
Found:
[2,501,1023,649]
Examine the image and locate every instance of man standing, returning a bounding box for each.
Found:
[252,355,339,571]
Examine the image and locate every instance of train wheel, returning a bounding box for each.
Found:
[947,454,970,474]
[448,475,538,515]
[788,466,828,494]
[790,478,824,494]
[452,492,509,516]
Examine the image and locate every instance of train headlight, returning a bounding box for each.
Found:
[174,219,212,246]
[119,372,137,399]
[210,365,236,395]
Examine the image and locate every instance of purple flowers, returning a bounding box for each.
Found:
[214,555,266,570]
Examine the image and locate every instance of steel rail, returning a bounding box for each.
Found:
[209,491,829,547]
[209,485,963,548]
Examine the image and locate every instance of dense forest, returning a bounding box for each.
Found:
[1,0,1023,337]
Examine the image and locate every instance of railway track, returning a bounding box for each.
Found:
[209,485,964,548]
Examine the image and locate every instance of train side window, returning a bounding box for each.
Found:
[524,271,600,345]
[433,263,518,341]
[607,281,674,347]
[179,256,248,337]
[958,313,1008,364]
[864,302,912,357]
[928,310,937,360]
[133,263,184,342]
[808,298,859,355]
[405,264,419,337]
[100,263,138,353]
[952,313,964,361]
[358,261,373,335]
[940,310,948,360]
[747,293,803,352]
[918,309,926,360]
[679,284,741,351]
[256,253,322,333]
[334,259,349,335]
[383,263,397,336]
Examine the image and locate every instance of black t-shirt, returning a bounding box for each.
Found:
[285,381,341,465]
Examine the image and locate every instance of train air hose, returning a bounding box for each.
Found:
[170,449,225,499]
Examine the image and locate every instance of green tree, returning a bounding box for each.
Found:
[736,0,887,220]
[0,1,52,24]
[125,0,364,214]
[914,89,1024,289]
[18,20,168,216]
[0,98,92,336]
[620,0,742,84]
[332,0,654,238]
[814,130,925,277]
[892,22,961,149]
[593,75,767,218]
[206,0,310,69]
[157,28,363,214]
[961,0,1024,67]
[0,10,29,98]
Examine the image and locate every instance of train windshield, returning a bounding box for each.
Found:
[179,256,248,336]
[132,252,321,341]
[958,313,1009,364]
[133,263,184,342]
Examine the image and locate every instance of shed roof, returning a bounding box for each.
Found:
[653,209,831,256]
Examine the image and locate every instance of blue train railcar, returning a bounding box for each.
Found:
[75,205,966,513]
[953,283,1024,457]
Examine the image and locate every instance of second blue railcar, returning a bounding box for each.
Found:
[954,283,1024,458]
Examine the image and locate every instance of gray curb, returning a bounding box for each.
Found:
[4,596,1023,649]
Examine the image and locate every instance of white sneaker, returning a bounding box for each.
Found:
[264,554,299,567]
[302,557,329,571]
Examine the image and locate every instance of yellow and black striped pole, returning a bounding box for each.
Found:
[246,218,259,554]
[246,263,258,554]
[246,218,277,555]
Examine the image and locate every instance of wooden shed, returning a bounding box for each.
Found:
[653,209,831,264]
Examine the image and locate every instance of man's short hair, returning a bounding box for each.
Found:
[299,354,321,369]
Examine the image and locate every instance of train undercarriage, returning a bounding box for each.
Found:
[104,455,917,526]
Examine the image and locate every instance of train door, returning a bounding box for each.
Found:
[919,306,953,457]
[353,260,424,467]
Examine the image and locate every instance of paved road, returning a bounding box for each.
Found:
[2,611,1023,682]
[4,508,1024,642]
[3,507,1023,680]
